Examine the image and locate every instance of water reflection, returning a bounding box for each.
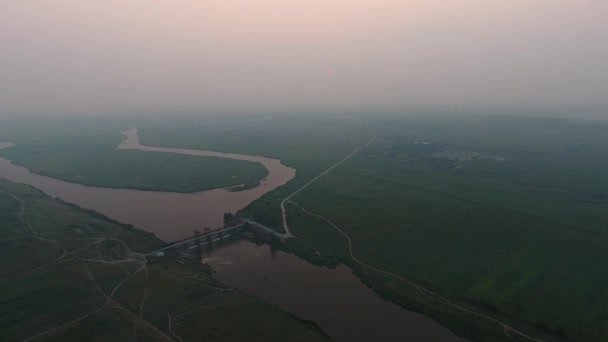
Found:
[0,130,294,241]
[202,239,465,342]
[0,134,464,341]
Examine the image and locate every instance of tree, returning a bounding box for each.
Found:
[223,212,234,226]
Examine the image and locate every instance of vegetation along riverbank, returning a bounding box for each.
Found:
[3,113,608,341]
[0,178,330,341]
[172,114,608,342]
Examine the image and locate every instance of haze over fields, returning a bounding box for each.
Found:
[1,1,607,115]
[3,2,608,341]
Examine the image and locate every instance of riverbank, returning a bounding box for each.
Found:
[0,131,467,341]
[243,220,553,342]
[206,232,464,341]
[217,114,608,342]
[4,115,593,341]
[0,179,330,341]
[0,128,269,194]
[0,129,295,241]
[235,133,550,341]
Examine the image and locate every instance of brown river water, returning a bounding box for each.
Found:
[0,128,296,241]
[0,131,464,341]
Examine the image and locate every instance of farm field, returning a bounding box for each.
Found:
[0,179,329,341]
[3,1,606,340]
[286,159,608,341]
[0,119,268,193]
[135,114,375,228]
[2,113,608,341]
[136,113,608,341]
[279,116,608,341]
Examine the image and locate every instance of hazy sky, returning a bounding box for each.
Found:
[1,1,607,115]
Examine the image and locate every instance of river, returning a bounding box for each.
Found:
[0,128,295,241]
[0,131,464,341]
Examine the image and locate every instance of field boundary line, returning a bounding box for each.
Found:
[354,172,607,239]
[280,135,376,237]
[6,191,172,342]
[288,200,545,342]
[356,204,463,254]
[22,303,108,342]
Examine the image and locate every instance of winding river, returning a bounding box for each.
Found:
[0,128,295,241]
[0,131,464,341]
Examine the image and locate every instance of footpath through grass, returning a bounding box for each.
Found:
[0,178,329,341]
[135,113,608,341]
[5,113,608,341]
[280,116,608,341]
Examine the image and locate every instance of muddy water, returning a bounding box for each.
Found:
[0,133,464,341]
[205,240,465,341]
[0,129,295,241]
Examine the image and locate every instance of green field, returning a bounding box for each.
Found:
[0,119,268,193]
[135,114,374,228]
[3,113,608,341]
[134,114,608,341]
[0,179,329,341]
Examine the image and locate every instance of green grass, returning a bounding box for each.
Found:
[1,149,268,193]
[0,238,63,278]
[0,261,106,341]
[132,113,608,341]
[278,118,608,341]
[0,179,329,341]
[4,113,608,341]
[0,119,268,193]
[132,114,377,229]
[38,307,145,342]
[147,256,330,342]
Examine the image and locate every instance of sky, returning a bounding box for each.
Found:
[1,1,607,116]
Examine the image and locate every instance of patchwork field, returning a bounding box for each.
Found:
[135,114,608,341]
[0,119,268,193]
[2,113,608,341]
[286,158,608,340]
[277,116,608,341]
[0,179,329,341]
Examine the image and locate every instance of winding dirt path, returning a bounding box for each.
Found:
[21,303,109,342]
[1,129,547,341]
[280,136,377,237]
[150,289,185,342]
[288,200,545,342]
[8,192,40,237]
[274,134,545,341]
[1,192,174,342]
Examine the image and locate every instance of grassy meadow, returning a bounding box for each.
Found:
[134,114,375,228]
[0,119,268,193]
[0,179,329,341]
[136,113,608,341]
[3,113,608,341]
[282,116,608,341]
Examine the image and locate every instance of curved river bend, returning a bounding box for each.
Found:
[0,128,295,241]
[0,131,464,342]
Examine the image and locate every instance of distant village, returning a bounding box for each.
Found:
[371,136,507,170]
